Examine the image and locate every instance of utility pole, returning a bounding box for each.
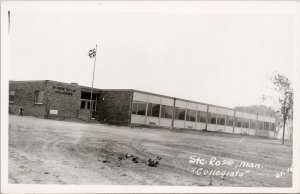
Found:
[89,45,98,122]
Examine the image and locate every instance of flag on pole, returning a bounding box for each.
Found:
[88,48,96,58]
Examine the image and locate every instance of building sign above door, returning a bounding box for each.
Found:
[53,86,76,96]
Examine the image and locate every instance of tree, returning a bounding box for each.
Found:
[269,73,293,145]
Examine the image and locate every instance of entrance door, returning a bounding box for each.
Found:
[79,92,98,120]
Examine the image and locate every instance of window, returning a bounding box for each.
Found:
[137,103,146,115]
[175,107,186,120]
[132,103,138,114]
[197,111,207,123]
[235,117,242,128]
[161,105,173,119]
[209,113,217,124]
[147,103,152,116]
[271,123,276,131]
[264,122,270,131]
[147,103,160,117]
[81,101,86,109]
[250,120,257,129]
[132,101,147,116]
[9,91,15,102]
[87,101,91,110]
[217,115,225,125]
[207,113,211,123]
[81,92,96,100]
[35,90,44,104]
[259,121,264,130]
[81,100,96,111]
[186,109,196,122]
[226,116,234,126]
[92,101,96,111]
[243,119,249,128]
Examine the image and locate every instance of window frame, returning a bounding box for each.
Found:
[210,113,217,124]
[217,114,225,125]
[226,116,234,126]
[161,105,173,119]
[259,121,264,130]
[197,111,207,123]
[9,90,15,103]
[34,90,44,104]
[131,101,147,116]
[250,119,256,129]
[174,107,186,121]
[80,99,96,111]
[264,122,270,131]
[147,103,160,118]
[271,123,276,131]
[235,117,242,128]
[186,109,196,122]
[243,118,249,129]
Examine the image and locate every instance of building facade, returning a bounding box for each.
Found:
[9,80,277,138]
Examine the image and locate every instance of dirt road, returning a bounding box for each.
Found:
[9,115,292,186]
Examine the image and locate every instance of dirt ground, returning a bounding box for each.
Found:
[8,115,292,186]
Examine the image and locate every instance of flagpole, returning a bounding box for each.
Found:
[89,44,98,122]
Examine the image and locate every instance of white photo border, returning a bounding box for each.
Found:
[1,1,300,193]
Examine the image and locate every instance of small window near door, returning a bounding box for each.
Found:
[9,91,15,103]
[35,90,44,104]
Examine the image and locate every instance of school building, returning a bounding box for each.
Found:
[9,80,277,138]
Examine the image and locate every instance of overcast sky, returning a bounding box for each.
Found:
[8,2,296,108]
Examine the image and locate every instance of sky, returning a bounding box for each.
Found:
[8,2,296,109]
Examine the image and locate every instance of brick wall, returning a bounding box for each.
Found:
[96,90,133,126]
[9,80,81,120]
[44,81,81,120]
[9,80,133,124]
[9,81,48,118]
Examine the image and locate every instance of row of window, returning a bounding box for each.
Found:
[131,101,276,131]
[208,113,234,126]
[132,102,174,119]
[208,113,275,130]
